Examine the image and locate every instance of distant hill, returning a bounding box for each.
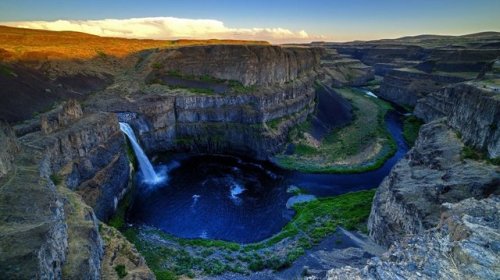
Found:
[327,31,500,49]
[0,25,269,61]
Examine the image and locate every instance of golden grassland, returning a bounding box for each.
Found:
[0,25,269,61]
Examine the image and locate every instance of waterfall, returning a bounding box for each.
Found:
[119,122,163,184]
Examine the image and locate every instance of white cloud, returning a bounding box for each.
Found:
[0,17,325,43]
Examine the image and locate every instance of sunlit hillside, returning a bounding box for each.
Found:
[0,25,269,60]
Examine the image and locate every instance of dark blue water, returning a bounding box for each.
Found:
[127,111,408,243]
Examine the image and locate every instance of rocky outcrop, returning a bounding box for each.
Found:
[41,99,83,134]
[368,120,499,247]
[99,224,155,280]
[415,82,500,157]
[0,121,19,178]
[20,101,129,220]
[321,49,374,87]
[145,45,322,86]
[326,196,500,280]
[378,69,468,106]
[0,134,68,279]
[58,185,103,280]
[0,101,145,279]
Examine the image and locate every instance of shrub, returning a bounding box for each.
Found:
[50,174,63,186]
[114,265,128,279]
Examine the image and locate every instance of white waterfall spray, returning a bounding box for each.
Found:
[119,122,164,184]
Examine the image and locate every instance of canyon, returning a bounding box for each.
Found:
[0,26,499,280]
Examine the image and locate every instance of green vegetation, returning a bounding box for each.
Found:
[108,185,134,229]
[49,174,63,186]
[265,105,313,133]
[152,62,163,70]
[118,189,376,279]
[95,50,107,58]
[0,64,15,77]
[152,70,257,94]
[123,139,138,170]
[461,145,500,166]
[114,265,128,279]
[167,84,215,94]
[275,87,396,173]
[403,116,423,146]
[228,80,258,94]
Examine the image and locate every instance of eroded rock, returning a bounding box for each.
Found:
[368,120,499,247]
[326,196,500,280]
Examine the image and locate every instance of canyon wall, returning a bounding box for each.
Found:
[320,48,374,87]
[88,45,321,159]
[19,101,130,220]
[323,39,500,107]
[415,82,500,158]
[378,69,468,106]
[0,101,152,279]
[146,45,322,86]
[92,75,315,159]
[0,121,19,178]
[368,120,499,247]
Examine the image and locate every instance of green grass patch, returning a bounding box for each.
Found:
[167,84,215,94]
[228,80,257,94]
[120,189,376,278]
[114,265,128,279]
[108,185,134,230]
[153,70,257,94]
[461,145,500,166]
[294,144,319,156]
[403,116,423,146]
[50,174,63,186]
[276,86,396,173]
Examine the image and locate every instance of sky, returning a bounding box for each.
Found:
[0,0,499,43]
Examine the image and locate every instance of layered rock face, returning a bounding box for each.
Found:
[93,75,315,159]
[0,121,19,178]
[88,45,321,159]
[21,101,130,220]
[378,69,468,106]
[377,47,500,107]
[368,120,499,247]
[415,82,500,157]
[320,49,374,87]
[0,101,152,279]
[0,149,68,279]
[325,44,426,75]
[320,35,500,107]
[146,45,322,86]
[326,196,500,280]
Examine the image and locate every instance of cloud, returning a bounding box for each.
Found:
[1,17,325,43]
